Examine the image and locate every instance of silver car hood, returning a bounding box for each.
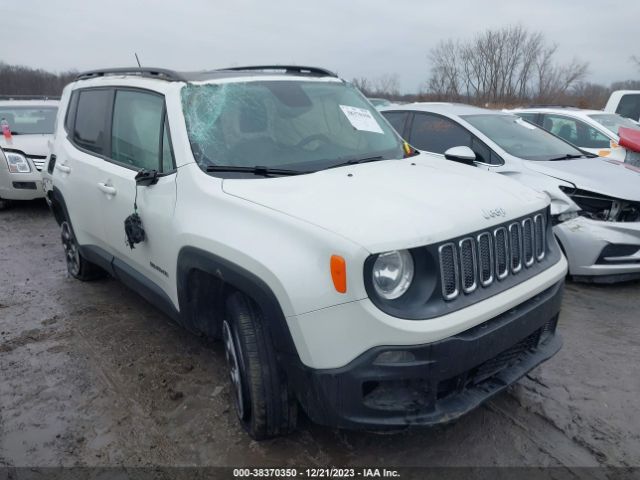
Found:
[0,134,51,157]
[525,158,640,202]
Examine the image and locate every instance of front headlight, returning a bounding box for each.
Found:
[4,152,31,173]
[372,249,414,300]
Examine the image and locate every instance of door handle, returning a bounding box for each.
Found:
[55,163,71,174]
[97,182,117,196]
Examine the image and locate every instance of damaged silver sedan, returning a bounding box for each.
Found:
[380,103,640,283]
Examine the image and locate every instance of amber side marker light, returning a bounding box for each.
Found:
[330,255,347,293]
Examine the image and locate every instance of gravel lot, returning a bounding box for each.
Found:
[1,201,639,470]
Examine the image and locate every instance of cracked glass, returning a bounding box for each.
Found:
[181,80,403,173]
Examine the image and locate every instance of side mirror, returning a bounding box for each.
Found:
[135,169,159,186]
[444,146,476,166]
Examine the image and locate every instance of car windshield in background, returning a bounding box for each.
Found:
[462,114,585,161]
[181,80,403,173]
[588,113,639,137]
[0,107,57,135]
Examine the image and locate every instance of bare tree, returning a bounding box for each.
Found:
[351,77,372,96]
[426,40,461,100]
[571,82,611,109]
[0,62,77,96]
[352,74,401,98]
[370,74,400,97]
[426,25,588,105]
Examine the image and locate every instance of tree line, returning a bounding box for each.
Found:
[0,62,77,97]
[354,25,638,109]
[1,25,638,109]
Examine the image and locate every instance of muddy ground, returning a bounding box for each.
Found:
[1,201,639,470]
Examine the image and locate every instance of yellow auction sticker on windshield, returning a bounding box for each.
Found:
[339,105,384,134]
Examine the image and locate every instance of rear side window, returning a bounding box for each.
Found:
[409,113,471,154]
[616,94,640,121]
[64,91,79,133]
[382,111,409,136]
[73,90,111,155]
[111,90,164,170]
[542,114,610,149]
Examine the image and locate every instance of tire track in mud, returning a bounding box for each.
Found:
[67,317,183,465]
[486,394,601,471]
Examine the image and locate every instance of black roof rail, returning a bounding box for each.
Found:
[218,65,338,77]
[75,67,186,82]
[0,95,60,101]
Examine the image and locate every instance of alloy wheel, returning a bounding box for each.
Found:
[61,221,80,276]
[222,320,247,419]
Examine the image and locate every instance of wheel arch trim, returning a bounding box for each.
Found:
[176,246,300,357]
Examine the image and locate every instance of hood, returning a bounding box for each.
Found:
[222,154,548,252]
[0,134,51,157]
[618,127,640,153]
[524,157,640,202]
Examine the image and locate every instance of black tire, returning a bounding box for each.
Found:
[0,198,11,210]
[60,219,105,281]
[223,291,297,439]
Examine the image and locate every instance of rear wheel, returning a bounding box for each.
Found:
[0,197,11,210]
[223,291,297,439]
[60,220,105,280]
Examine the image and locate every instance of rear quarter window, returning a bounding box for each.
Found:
[64,91,79,133]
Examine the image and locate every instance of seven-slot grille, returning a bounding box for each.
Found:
[438,213,546,301]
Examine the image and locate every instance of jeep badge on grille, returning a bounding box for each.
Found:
[482,208,506,219]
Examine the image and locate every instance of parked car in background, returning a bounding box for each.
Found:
[47,67,566,439]
[605,90,640,122]
[381,103,640,283]
[0,98,58,209]
[510,106,640,165]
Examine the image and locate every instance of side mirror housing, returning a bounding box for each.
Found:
[135,169,159,187]
[444,146,476,166]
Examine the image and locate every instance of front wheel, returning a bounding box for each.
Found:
[60,220,105,280]
[223,291,297,439]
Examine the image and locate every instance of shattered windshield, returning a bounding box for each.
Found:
[181,80,403,174]
[462,114,585,161]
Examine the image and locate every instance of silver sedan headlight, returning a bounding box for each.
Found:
[4,151,31,173]
[372,249,414,300]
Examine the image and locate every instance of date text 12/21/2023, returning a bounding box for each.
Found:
[232,468,401,478]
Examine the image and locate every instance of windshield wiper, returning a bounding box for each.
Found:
[205,165,310,176]
[326,155,385,170]
[547,154,585,161]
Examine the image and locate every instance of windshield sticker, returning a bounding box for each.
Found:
[515,117,536,130]
[339,105,384,134]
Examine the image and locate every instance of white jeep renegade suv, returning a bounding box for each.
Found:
[46,66,567,439]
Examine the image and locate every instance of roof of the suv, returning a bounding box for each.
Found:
[74,65,339,83]
[381,102,492,116]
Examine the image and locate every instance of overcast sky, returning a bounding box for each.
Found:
[4,0,639,93]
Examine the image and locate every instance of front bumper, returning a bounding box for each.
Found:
[0,169,44,201]
[286,280,564,430]
[554,217,640,282]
